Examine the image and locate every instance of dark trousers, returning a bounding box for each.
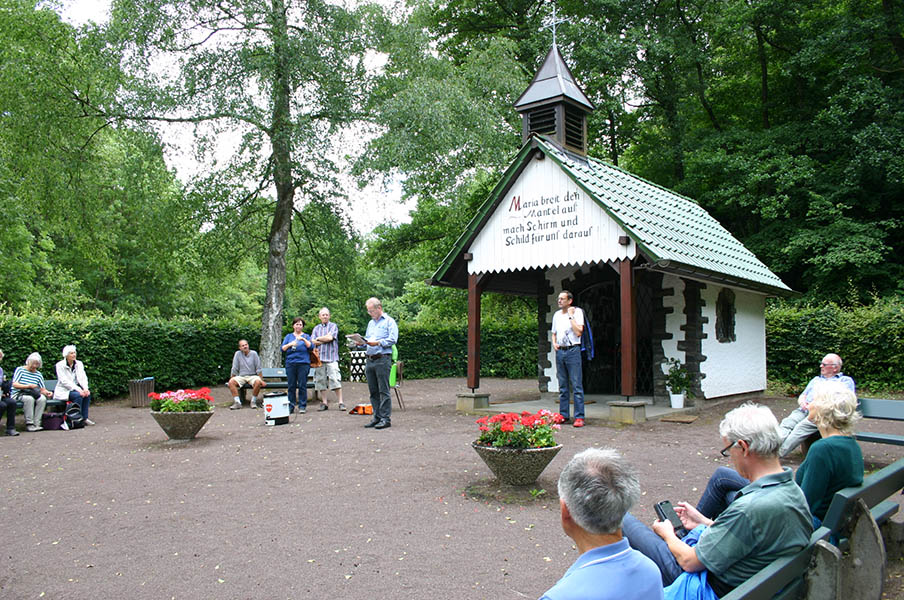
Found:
[365,354,391,422]
[68,390,92,419]
[286,362,310,413]
[0,397,15,431]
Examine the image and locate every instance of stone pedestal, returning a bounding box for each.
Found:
[456,392,490,411]
[607,400,647,424]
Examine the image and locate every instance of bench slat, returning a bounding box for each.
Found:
[854,432,904,446]
[858,397,904,421]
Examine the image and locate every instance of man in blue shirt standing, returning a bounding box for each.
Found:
[363,297,398,430]
[541,447,663,600]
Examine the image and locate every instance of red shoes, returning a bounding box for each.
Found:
[573,418,585,428]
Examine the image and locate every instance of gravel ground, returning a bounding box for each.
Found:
[2,378,903,599]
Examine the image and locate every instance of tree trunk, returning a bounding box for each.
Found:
[260,0,295,367]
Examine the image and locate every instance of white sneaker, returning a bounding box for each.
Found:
[250,399,259,409]
[26,424,43,432]
[229,400,242,410]
[84,419,96,426]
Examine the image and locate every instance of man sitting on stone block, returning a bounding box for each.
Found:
[228,339,265,409]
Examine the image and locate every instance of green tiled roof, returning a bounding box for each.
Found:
[431,136,792,295]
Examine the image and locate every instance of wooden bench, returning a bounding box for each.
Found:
[13,379,67,411]
[237,368,313,404]
[722,456,904,600]
[854,398,904,446]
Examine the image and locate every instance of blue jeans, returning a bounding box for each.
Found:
[622,513,684,586]
[286,362,310,413]
[68,390,92,420]
[695,466,748,519]
[556,346,584,419]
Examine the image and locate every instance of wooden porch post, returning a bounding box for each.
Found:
[467,273,485,390]
[619,259,636,397]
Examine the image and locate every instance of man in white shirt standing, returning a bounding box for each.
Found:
[552,291,585,427]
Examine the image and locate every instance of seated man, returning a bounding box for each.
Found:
[228,340,265,409]
[541,447,663,600]
[622,403,813,598]
[779,353,855,457]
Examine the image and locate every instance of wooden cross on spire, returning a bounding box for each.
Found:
[541,2,568,47]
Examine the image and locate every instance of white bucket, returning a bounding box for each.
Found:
[669,392,685,409]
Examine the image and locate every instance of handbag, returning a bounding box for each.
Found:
[309,347,322,368]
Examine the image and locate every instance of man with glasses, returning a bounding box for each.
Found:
[621,403,812,598]
[778,353,855,457]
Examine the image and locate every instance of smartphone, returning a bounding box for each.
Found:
[655,500,688,538]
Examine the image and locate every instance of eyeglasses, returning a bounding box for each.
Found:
[720,440,738,457]
[819,362,837,367]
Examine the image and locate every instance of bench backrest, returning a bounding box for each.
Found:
[44,379,57,392]
[261,368,287,379]
[721,527,832,600]
[858,397,904,421]
[821,456,904,533]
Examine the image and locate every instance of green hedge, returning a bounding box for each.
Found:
[0,314,259,399]
[765,298,904,391]
[394,323,535,379]
[2,300,900,400]
[0,315,536,399]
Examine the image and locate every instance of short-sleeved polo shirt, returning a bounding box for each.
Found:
[695,467,812,589]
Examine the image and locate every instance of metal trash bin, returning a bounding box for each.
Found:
[129,377,155,408]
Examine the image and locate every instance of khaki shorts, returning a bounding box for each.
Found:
[313,361,342,390]
[231,375,264,388]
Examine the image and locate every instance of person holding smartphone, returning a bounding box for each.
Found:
[621,403,813,598]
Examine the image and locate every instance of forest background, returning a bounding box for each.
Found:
[1,0,902,391]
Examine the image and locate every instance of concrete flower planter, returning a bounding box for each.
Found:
[471,442,563,486]
[150,411,213,442]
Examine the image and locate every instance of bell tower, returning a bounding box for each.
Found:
[513,44,594,155]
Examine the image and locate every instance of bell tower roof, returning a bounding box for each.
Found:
[513,44,594,112]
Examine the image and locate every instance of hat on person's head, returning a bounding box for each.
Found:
[63,345,77,358]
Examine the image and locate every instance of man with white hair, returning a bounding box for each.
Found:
[12,352,53,432]
[778,353,855,457]
[541,448,663,600]
[622,403,813,598]
[53,345,96,425]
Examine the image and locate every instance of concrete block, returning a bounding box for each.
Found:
[457,393,490,411]
[607,400,647,424]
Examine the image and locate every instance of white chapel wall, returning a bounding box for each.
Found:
[699,286,767,398]
[660,274,687,375]
[467,158,635,274]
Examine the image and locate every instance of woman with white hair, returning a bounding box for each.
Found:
[12,352,52,432]
[796,384,863,523]
[53,345,96,426]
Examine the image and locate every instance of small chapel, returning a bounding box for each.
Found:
[429,44,792,405]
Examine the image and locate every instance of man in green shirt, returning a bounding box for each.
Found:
[622,403,813,597]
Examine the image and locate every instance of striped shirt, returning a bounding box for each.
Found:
[13,366,45,392]
[312,321,340,362]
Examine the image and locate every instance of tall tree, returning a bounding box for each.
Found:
[96,0,371,364]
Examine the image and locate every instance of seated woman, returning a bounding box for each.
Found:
[795,385,863,524]
[12,352,53,432]
[695,381,863,524]
[53,345,96,426]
